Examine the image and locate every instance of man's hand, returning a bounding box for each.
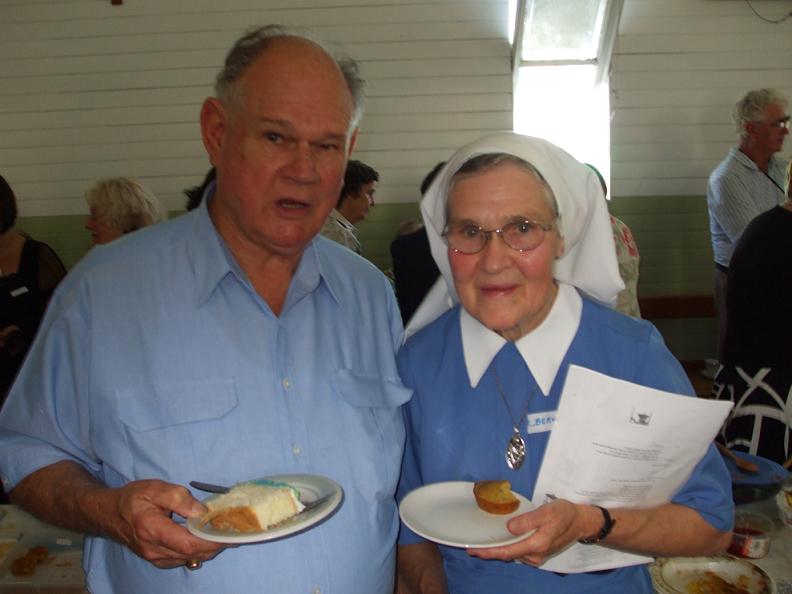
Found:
[468,499,598,566]
[108,479,225,569]
[11,462,225,570]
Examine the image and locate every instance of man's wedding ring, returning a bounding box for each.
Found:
[185,559,203,570]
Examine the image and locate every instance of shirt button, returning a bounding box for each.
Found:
[312,588,321,594]
[292,445,302,456]
[282,378,291,389]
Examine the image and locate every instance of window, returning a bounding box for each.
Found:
[511,0,623,191]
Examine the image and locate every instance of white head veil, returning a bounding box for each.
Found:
[404,132,623,341]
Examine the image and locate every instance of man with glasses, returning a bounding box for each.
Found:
[706,88,789,361]
[321,159,378,253]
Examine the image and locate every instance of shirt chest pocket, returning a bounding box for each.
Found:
[114,379,240,485]
[331,370,412,501]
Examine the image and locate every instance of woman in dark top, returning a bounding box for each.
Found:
[0,175,67,407]
[712,163,792,466]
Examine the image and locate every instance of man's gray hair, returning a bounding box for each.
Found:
[215,25,366,130]
[733,88,788,136]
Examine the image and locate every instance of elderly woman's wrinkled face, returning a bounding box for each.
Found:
[85,208,123,245]
[447,162,563,341]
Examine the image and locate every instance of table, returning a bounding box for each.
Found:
[0,505,87,593]
[739,496,792,592]
[652,494,792,593]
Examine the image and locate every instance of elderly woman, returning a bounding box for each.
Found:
[84,177,166,245]
[396,134,733,593]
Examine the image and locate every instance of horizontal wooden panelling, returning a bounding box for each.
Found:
[614,70,792,91]
[0,58,510,97]
[3,22,504,55]
[621,0,791,18]
[639,294,716,319]
[1,0,511,219]
[618,32,792,53]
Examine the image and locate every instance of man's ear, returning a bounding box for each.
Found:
[200,98,226,166]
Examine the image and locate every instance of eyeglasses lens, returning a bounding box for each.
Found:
[446,221,547,254]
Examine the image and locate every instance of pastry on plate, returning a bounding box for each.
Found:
[473,480,520,515]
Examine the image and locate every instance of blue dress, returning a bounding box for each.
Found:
[397,297,733,594]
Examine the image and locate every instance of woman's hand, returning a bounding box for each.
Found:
[467,499,601,566]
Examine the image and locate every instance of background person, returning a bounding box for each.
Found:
[320,159,378,253]
[0,25,408,593]
[0,175,66,502]
[397,133,732,594]
[0,175,66,408]
[586,163,641,318]
[184,168,216,211]
[712,159,792,466]
[84,177,166,245]
[706,88,789,360]
[390,162,444,324]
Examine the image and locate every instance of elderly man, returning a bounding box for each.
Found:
[707,88,789,359]
[0,25,408,594]
[320,159,378,253]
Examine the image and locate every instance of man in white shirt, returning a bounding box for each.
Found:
[321,160,378,253]
[707,88,789,359]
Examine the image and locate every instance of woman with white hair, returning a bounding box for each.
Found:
[84,177,166,245]
[396,133,733,593]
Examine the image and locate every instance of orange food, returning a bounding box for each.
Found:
[685,571,754,594]
[473,480,520,514]
[10,546,51,577]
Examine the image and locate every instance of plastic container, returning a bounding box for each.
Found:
[727,511,773,559]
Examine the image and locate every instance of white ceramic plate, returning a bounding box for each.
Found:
[187,473,343,544]
[399,481,534,549]
[650,555,776,594]
[777,490,792,526]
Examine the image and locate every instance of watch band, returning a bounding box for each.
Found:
[578,505,616,545]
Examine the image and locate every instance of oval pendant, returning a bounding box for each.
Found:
[505,431,526,470]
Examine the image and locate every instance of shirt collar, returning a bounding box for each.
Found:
[731,147,760,171]
[329,209,355,231]
[461,282,582,395]
[189,189,237,306]
[189,185,338,310]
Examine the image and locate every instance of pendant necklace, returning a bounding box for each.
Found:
[492,366,535,471]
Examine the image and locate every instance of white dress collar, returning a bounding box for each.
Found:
[460,282,582,395]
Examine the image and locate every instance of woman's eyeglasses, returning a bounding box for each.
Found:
[443,220,554,254]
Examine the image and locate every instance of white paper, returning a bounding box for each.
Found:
[532,365,733,573]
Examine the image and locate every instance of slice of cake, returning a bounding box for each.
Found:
[473,480,520,515]
[201,480,305,532]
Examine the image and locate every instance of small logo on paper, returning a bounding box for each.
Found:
[630,409,652,426]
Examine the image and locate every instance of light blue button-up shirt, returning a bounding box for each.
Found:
[0,198,410,594]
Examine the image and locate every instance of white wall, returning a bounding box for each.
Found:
[0,0,511,216]
[611,0,792,198]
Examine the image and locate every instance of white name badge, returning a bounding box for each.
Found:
[524,411,556,434]
[10,286,29,297]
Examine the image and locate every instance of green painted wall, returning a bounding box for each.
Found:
[17,195,717,361]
